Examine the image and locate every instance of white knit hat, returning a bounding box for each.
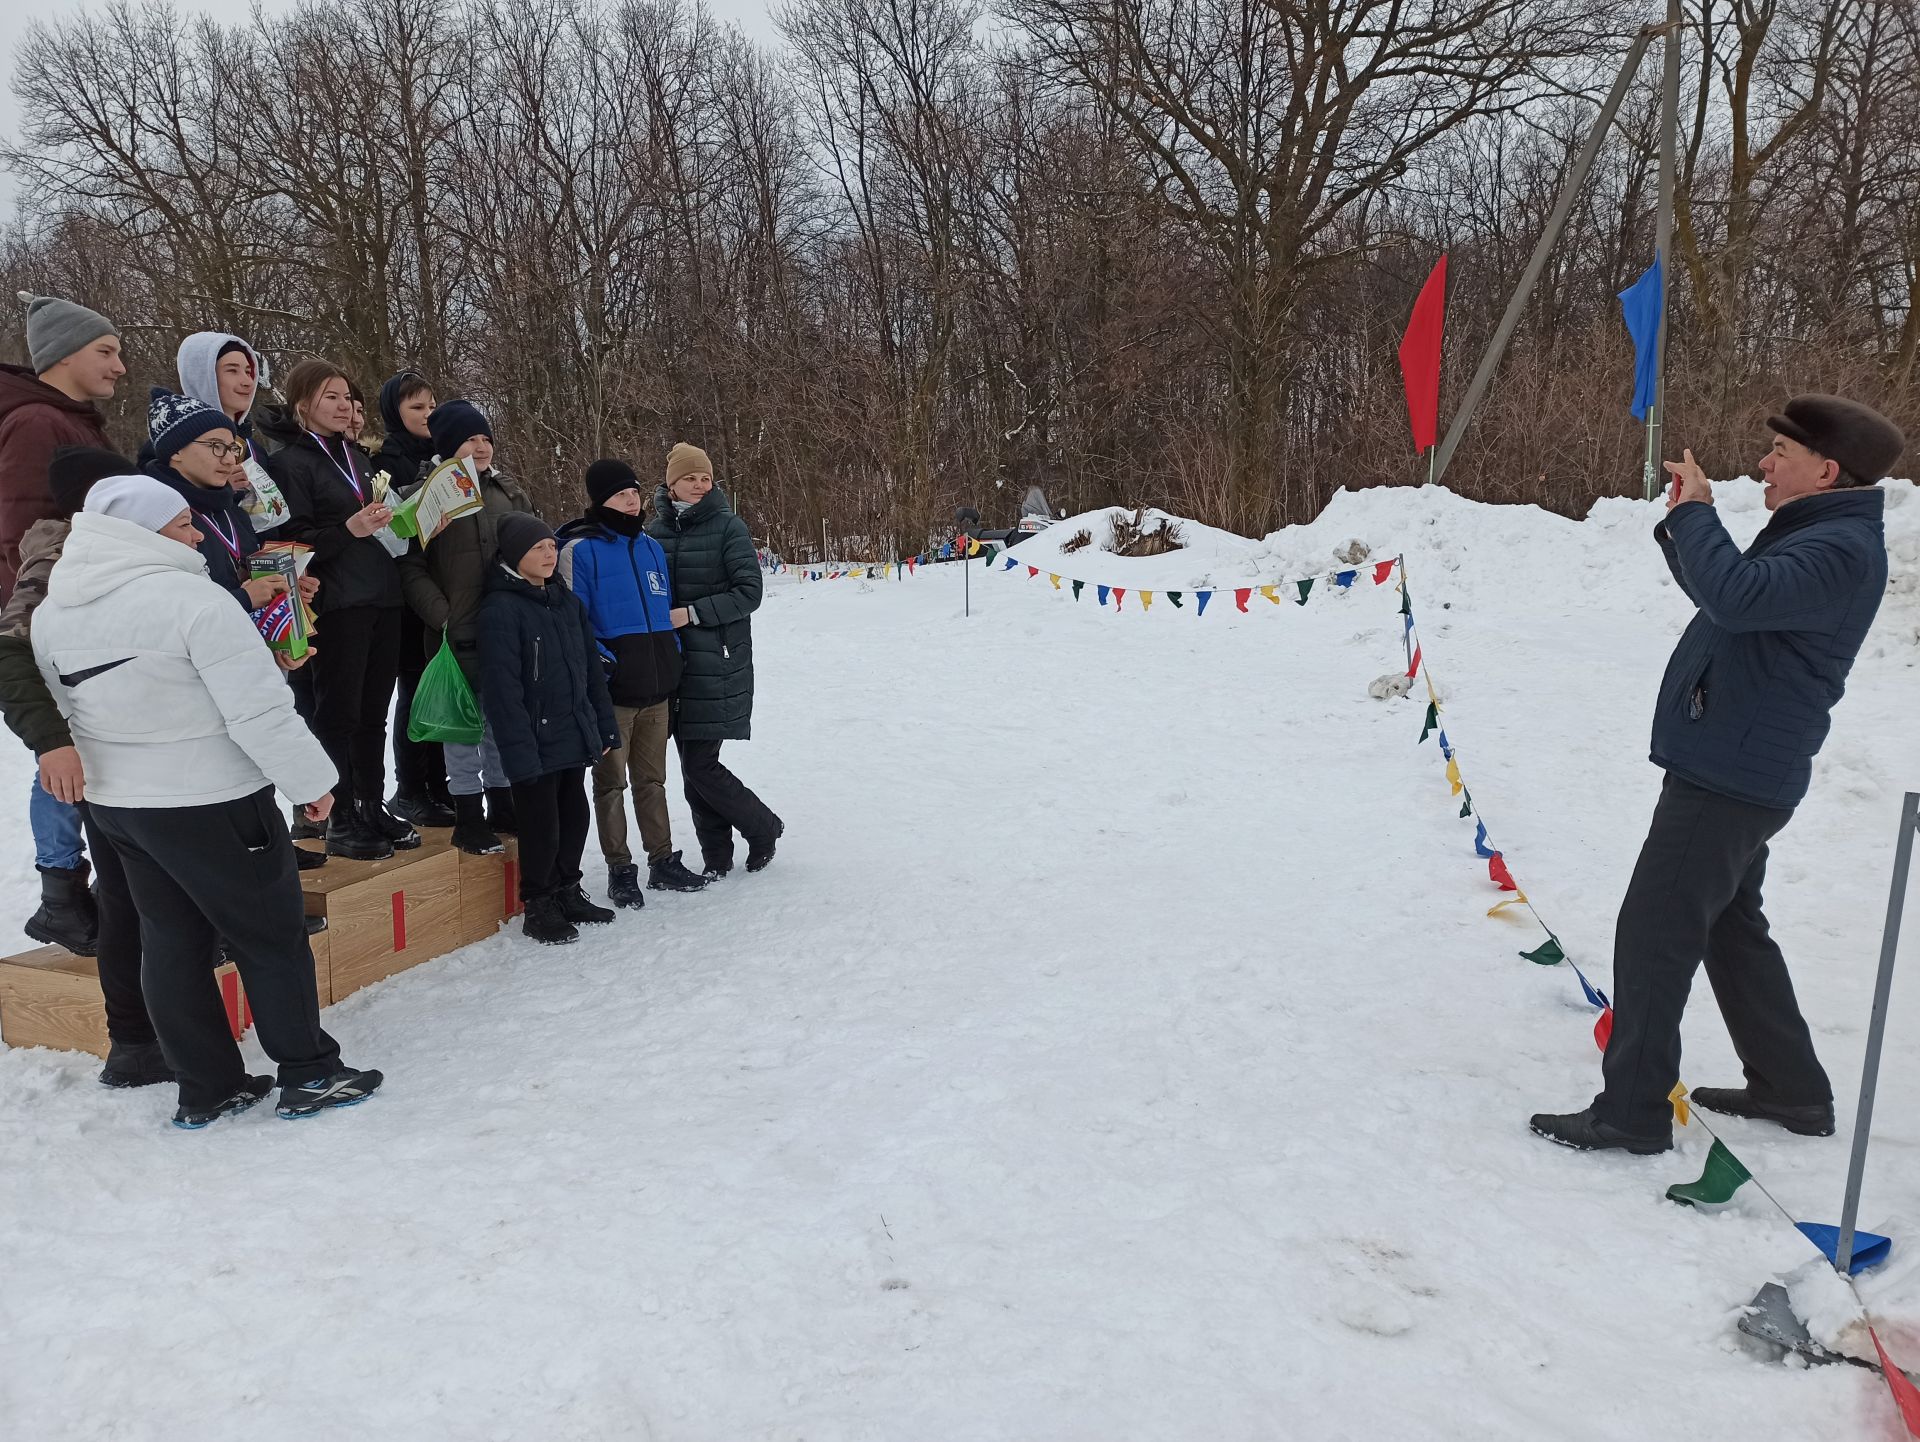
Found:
[84,475,192,533]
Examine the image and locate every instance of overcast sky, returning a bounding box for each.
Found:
[1,0,781,214]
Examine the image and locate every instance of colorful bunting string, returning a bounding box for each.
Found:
[980,550,1404,616]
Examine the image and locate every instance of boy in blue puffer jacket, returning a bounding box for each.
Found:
[557,459,710,906]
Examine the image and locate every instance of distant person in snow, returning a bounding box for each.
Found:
[556,458,710,908]
[1531,396,1906,1155]
[646,443,783,878]
[32,473,382,1128]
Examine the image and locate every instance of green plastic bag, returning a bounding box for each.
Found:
[408,635,484,745]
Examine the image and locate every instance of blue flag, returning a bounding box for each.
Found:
[1619,254,1664,421]
[1473,820,1497,858]
[1195,591,1211,616]
[1097,585,1110,607]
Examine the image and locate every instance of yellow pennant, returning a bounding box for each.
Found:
[1670,1083,1690,1126]
[967,539,981,556]
[1445,756,1463,795]
[1487,894,1531,917]
[1141,590,1155,611]
[1425,669,1440,706]
[1049,573,1062,590]
[1259,585,1280,604]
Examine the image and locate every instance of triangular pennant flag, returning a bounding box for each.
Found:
[1234,588,1251,612]
[1195,591,1211,616]
[1399,584,1412,617]
[1026,566,1039,579]
[1445,757,1464,796]
[1419,702,1439,743]
[1436,729,1453,759]
[907,559,917,574]
[1334,569,1356,589]
[1458,793,1473,819]
[1869,1328,1920,1436]
[1487,894,1531,916]
[1259,585,1281,605]
[1406,643,1423,680]
[1113,587,1126,610]
[1594,1007,1614,1052]
[1670,1083,1691,1127]
[1097,584,1110,607]
[1473,821,1496,858]
[1294,578,1314,605]
[1489,854,1518,891]
[1049,573,1061,590]
[1666,1138,1752,1207]
[1374,559,1396,586]
[1168,591,1183,608]
[1572,965,1610,1011]
[967,539,981,556]
[1003,556,1018,571]
[1140,590,1155,612]
[1071,580,1083,601]
[1520,937,1564,966]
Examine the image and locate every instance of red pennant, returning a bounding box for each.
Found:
[1234,588,1251,612]
[1397,255,1448,453]
[1488,854,1518,891]
[1026,566,1039,579]
[1594,1008,1614,1052]
[1872,1329,1920,1437]
[906,559,916,574]
[1406,643,1422,680]
[1112,588,1126,610]
[1373,559,1396,586]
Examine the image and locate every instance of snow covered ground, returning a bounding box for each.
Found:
[2,480,1918,1440]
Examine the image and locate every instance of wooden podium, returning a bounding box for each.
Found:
[1,830,521,1055]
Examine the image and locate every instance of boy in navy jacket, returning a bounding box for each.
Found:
[557,459,709,905]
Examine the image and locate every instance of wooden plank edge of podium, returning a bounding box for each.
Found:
[2,828,510,1055]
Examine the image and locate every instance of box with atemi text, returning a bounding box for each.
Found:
[299,838,461,1002]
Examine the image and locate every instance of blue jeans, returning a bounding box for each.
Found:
[30,774,85,870]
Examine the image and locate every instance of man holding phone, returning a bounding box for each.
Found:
[1532,395,1905,1154]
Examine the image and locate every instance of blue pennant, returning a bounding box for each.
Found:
[1335,570,1356,589]
[1473,820,1497,859]
[1195,591,1212,616]
[1097,585,1110,607]
[1794,1223,1892,1276]
[1571,963,1611,1011]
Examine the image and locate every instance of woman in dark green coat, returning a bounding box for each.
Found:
[646,443,783,876]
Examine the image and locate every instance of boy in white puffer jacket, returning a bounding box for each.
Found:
[33,475,383,1128]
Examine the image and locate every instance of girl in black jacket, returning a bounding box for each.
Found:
[262,359,418,861]
[478,514,620,945]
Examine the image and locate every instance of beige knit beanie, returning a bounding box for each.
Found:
[665,442,712,488]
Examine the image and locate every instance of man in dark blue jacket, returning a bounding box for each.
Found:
[1533,395,1905,1154]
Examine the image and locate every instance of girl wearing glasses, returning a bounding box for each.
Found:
[143,388,290,615]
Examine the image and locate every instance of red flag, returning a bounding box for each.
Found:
[1398,255,1448,455]
[1112,587,1127,610]
[1488,854,1518,891]
[1233,588,1251,612]
[1026,566,1038,579]
[1872,1329,1920,1437]
[1594,1008,1613,1052]
[1405,643,1422,679]
[1373,560,1396,586]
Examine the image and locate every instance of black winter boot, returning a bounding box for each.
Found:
[1688,1087,1836,1137]
[557,885,616,926]
[99,1039,174,1089]
[486,787,518,834]
[24,862,99,956]
[1527,1106,1671,1154]
[745,819,785,874]
[647,851,710,893]
[359,800,421,850]
[389,790,456,829]
[607,864,646,909]
[326,806,393,862]
[295,845,328,871]
[522,894,578,945]
[451,793,504,855]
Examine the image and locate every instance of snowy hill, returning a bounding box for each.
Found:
[3,481,1917,1439]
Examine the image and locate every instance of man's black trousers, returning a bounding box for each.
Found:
[89,786,340,1110]
[1596,772,1830,1136]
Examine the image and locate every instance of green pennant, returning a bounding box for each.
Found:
[1458,791,1473,819]
[1419,701,1439,743]
[1399,586,1412,617]
[1168,591,1184,608]
[1295,578,1314,605]
[1666,1139,1753,1208]
[1521,937,1565,966]
[1071,580,1084,601]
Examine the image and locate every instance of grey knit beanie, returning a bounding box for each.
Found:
[18,292,120,375]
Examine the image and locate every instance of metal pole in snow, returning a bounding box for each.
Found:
[1644,0,1682,502]
[1835,792,1918,1275]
